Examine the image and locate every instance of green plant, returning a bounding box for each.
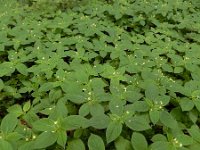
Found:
[1,0,200,149]
[17,0,87,10]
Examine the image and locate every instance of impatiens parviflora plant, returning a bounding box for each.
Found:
[1,0,200,149]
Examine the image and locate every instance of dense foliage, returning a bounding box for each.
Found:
[1,0,200,149]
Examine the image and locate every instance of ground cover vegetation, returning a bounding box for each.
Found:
[0,0,200,149]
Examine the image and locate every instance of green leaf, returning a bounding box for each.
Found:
[115,136,132,150]
[174,67,183,73]
[0,62,15,77]
[188,125,200,143]
[6,132,23,141]
[90,78,107,92]
[194,100,200,112]
[160,111,178,129]
[150,141,172,150]
[67,139,85,150]
[61,82,86,104]
[90,103,105,117]
[18,141,34,150]
[49,89,62,102]
[109,99,124,116]
[15,63,28,75]
[145,82,159,100]
[55,100,68,118]
[32,118,56,131]
[151,134,168,142]
[140,20,146,26]
[0,79,4,91]
[176,134,193,146]
[133,101,149,112]
[73,129,83,138]
[89,114,110,129]
[188,110,198,123]
[125,115,151,131]
[1,114,18,133]
[162,64,173,72]
[188,142,200,150]
[0,139,13,150]
[57,130,67,148]
[131,132,148,150]
[34,131,57,149]
[88,134,105,150]
[7,104,23,117]
[79,103,90,117]
[149,109,160,124]
[179,98,194,111]
[23,101,31,112]
[106,121,122,143]
[125,90,143,103]
[39,82,57,92]
[62,115,89,130]
[170,107,183,122]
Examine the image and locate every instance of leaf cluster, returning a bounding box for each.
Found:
[0,0,200,149]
